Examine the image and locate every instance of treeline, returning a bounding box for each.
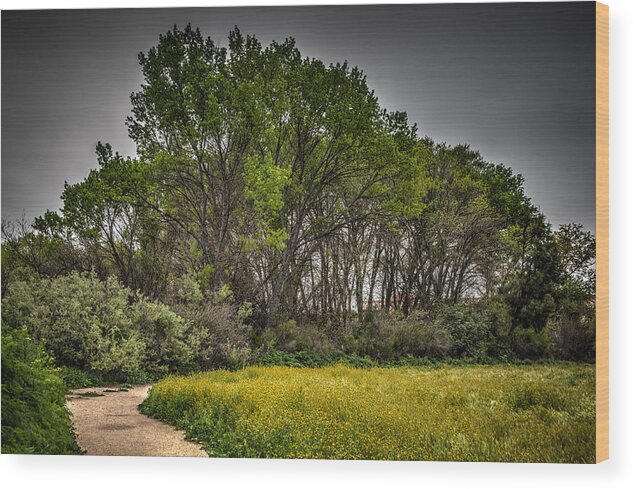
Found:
[2,25,596,379]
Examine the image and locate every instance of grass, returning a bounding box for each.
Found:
[141,363,595,463]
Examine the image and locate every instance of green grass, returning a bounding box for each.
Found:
[142,363,596,462]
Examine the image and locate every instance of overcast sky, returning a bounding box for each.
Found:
[1,2,596,232]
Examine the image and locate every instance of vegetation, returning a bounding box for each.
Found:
[1,26,595,370]
[1,271,252,382]
[0,25,596,458]
[142,364,595,462]
[1,325,81,454]
[4,272,156,380]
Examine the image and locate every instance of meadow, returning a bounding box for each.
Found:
[142,363,595,463]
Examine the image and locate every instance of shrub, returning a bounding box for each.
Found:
[259,320,335,356]
[165,272,204,306]
[350,312,452,361]
[179,301,252,370]
[255,348,383,368]
[58,366,105,389]
[1,272,195,380]
[434,303,510,361]
[256,349,329,368]
[511,327,553,359]
[549,312,595,361]
[132,299,195,376]
[2,272,145,378]
[1,325,81,454]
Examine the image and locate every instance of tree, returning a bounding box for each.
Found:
[501,214,562,333]
[126,25,420,323]
[127,25,271,294]
[555,223,596,296]
[551,223,596,360]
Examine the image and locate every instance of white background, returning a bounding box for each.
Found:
[1,0,632,487]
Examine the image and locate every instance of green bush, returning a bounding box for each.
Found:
[178,301,252,370]
[2,272,144,378]
[511,327,553,359]
[256,349,331,368]
[254,349,377,369]
[2,272,196,380]
[132,299,195,376]
[166,272,204,306]
[434,303,510,361]
[258,320,335,356]
[349,312,452,361]
[1,325,81,454]
[58,366,105,389]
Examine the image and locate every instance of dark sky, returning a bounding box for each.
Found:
[1,2,596,232]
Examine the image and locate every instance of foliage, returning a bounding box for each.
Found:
[549,315,595,361]
[258,320,335,356]
[58,366,105,390]
[555,223,596,294]
[166,272,204,306]
[132,299,196,376]
[349,312,452,361]
[500,216,562,332]
[2,272,144,378]
[550,223,596,361]
[142,364,595,462]
[511,327,554,359]
[1,325,81,454]
[175,301,252,371]
[2,272,196,380]
[0,25,597,366]
[254,349,376,369]
[434,303,510,361]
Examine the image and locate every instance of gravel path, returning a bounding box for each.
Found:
[67,385,206,457]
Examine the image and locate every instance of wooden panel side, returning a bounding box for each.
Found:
[595,0,609,464]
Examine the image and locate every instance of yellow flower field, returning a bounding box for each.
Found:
[141,364,595,462]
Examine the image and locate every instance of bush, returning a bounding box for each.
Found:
[434,303,510,361]
[132,299,195,376]
[511,327,553,359]
[1,325,81,454]
[179,301,252,370]
[549,312,595,361]
[58,366,105,389]
[2,272,144,378]
[349,312,452,361]
[259,320,335,356]
[256,349,330,368]
[165,272,204,306]
[1,272,195,380]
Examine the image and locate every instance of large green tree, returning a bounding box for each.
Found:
[126,25,421,321]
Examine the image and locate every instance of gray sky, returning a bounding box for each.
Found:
[1,2,596,232]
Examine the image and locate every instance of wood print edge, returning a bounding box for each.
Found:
[595,0,609,464]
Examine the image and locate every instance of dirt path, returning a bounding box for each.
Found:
[67,385,206,457]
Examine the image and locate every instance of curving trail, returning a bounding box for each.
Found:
[66,385,206,457]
